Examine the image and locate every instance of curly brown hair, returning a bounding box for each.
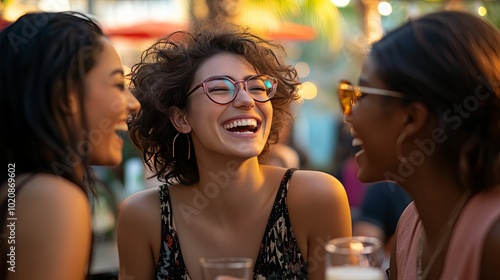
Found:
[129,23,301,185]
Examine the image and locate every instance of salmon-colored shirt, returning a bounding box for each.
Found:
[395,188,500,280]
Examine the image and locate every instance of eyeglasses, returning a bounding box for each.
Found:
[337,80,406,115]
[186,75,278,105]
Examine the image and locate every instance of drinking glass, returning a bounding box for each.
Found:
[199,257,253,280]
[325,236,385,280]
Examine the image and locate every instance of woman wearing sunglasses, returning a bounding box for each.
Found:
[339,10,500,280]
[117,22,352,280]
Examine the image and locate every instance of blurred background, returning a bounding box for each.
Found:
[2,0,499,274]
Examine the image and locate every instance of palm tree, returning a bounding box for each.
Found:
[188,0,344,53]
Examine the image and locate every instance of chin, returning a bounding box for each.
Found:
[91,154,123,166]
[356,169,384,184]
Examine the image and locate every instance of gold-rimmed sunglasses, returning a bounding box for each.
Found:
[337,80,406,115]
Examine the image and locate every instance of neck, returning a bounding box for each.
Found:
[401,161,465,239]
[194,157,267,211]
[416,188,471,280]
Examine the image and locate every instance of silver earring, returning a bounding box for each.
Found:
[172,132,191,160]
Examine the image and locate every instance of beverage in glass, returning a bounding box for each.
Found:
[325,236,385,280]
[199,257,253,280]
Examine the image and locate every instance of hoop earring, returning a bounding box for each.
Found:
[172,133,191,160]
[396,132,408,163]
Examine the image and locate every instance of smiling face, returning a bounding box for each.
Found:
[84,38,140,166]
[183,52,273,160]
[344,55,408,182]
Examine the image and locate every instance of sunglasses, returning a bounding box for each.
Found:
[186,75,278,105]
[337,80,406,115]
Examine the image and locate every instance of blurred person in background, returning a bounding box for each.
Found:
[117,22,352,280]
[0,12,140,280]
[332,121,368,219]
[339,10,500,279]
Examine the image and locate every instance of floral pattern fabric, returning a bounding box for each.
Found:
[155,168,308,279]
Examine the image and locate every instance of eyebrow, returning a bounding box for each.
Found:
[110,69,124,77]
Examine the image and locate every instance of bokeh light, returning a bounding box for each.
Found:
[295,62,311,78]
[378,2,392,16]
[300,81,318,100]
[331,0,350,8]
[477,6,487,17]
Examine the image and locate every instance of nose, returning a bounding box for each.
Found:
[231,81,255,108]
[126,88,141,113]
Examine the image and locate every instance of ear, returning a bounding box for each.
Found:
[66,91,79,115]
[401,102,432,137]
[169,107,191,133]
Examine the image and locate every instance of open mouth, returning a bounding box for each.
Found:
[223,118,259,134]
[352,137,364,154]
[115,123,129,138]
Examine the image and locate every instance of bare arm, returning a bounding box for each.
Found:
[7,174,91,280]
[117,189,158,280]
[288,170,352,280]
[480,218,500,280]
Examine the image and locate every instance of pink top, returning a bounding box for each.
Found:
[395,188,500,280]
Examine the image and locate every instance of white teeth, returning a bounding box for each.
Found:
[352,138,363,147]
[232,131,254,134]
[115,123,129,132]
[223,119,258,130]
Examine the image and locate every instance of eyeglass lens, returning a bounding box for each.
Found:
[338,82,356,115]
[205,76,275,104]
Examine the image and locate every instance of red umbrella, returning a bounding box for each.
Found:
[261,22,316,41]
[0,18,12,31]
[104,21,187,40]
[104,21,316,42]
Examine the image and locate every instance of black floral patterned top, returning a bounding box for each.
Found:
[155,168,308,280]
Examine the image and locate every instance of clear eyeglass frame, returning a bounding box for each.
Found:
[186,74,278,105]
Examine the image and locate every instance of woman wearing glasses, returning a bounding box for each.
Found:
[117,23,352,280]
[338,11,500,279]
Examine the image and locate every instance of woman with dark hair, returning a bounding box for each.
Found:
[117,23,351,280]
[0,12,140,279]
[338,10,500,279]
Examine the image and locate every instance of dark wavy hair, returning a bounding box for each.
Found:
[370,10,500,192]
[0,12,105,194]
[129,23,301,185]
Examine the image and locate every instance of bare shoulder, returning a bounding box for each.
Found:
[284,169,352,269]
[117,187,162,243]
[481,216,500,278]
[287,169,347,203]
[286,169,351,235]
[12,173,91,279]
[117,186,162,277]
[119,187,161,225]
[16,173,90,217]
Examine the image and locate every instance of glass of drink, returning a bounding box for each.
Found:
[199,257,253,280]
[325,236,385,280]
